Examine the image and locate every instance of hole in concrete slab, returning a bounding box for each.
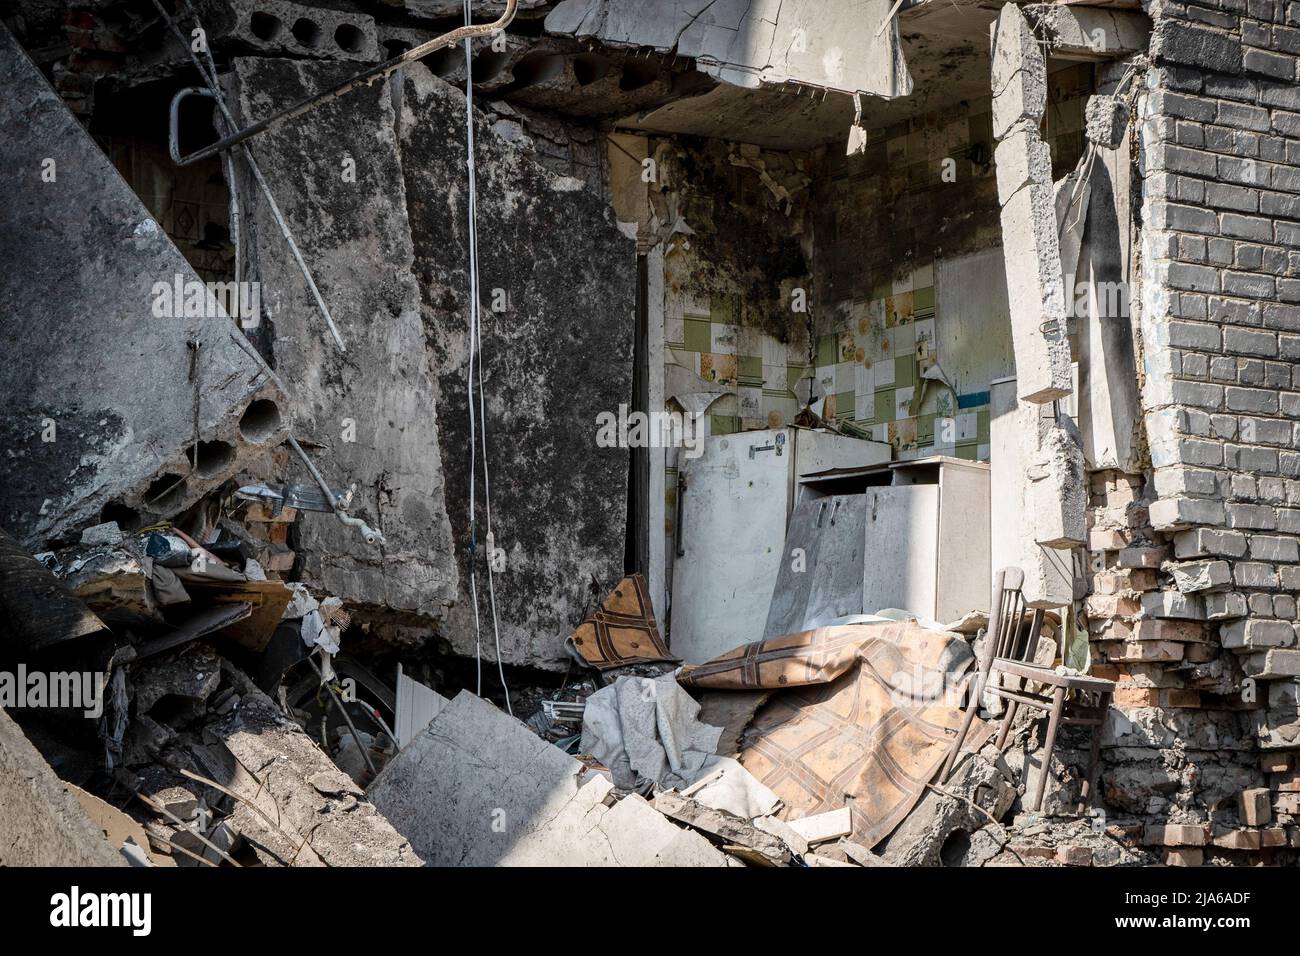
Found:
[471,49,510,83]
[422,47,459,77]
[238,398,281,443]
[291,17,322,48]
[100,502,142,533]
[383,38,411,58]
[511,53,566,88]
[618,59,658,92]
[249,12,282,42]
[572,53,610,86]
[939,828,972,867]
[186,440,237,479]
[143,475,188,512]
[334,23,364,54]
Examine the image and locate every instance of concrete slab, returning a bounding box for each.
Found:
[0,24,287,549]
[368,690,731,866]
[0,708,126,866]
[228,57,457,618]
[398,64,634,668]
[546,0,911,97]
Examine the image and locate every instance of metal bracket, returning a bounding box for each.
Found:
[169,86,218,167]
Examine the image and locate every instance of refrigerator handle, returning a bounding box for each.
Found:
[675,472,687,558]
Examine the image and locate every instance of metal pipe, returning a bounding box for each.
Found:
[172,0,519,166]
[153,1,347,351]
[287,434,386,546]
[308,656,378,779]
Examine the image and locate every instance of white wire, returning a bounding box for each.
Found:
[464,0,512,715]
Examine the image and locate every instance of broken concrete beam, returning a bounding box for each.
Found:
[991,4,1047,141]
[1085,95,1130,149]
[0,708,126,866]
[995,174,1074,404]
[197,0,380,62]
[545,0,912,97]
[0,25,288,550]
[1024,5,1151,61]
[228,57,456,620]
[398,63,634,667]
[1027,422,1087,548]
[368,690,731,866]
[990,380,1074,607]
[204,662,421,866]
[877,747,1015,866]
[653,790,792,865]
[991,5,1072,405]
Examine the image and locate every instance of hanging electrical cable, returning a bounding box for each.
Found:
[463,0,512,715]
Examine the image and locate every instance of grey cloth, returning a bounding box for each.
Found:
[581,674,723,792]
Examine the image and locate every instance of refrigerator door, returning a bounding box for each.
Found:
[671,428,792,663]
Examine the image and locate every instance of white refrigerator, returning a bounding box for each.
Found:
[669,427,890,663]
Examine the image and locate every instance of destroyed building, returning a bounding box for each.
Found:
[1,0,1299,871]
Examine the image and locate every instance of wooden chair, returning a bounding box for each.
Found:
[942,567,1115,813]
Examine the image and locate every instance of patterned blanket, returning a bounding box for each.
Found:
[679,622,988,848]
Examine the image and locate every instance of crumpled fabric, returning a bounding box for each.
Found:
[580,673,722,793]
[141,556,190,609]
[283,585,344,654]
[301,597,345,654]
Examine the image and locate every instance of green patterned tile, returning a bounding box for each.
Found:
[738,354,762,384]
[977,409,991,442]
[710,293,739,325]
[816,334,837,368]
[917,412,936,445]
[710,414,737,436]
[834,391,855,419]
[894,355,915,389]
[955,442,979,461]
[874,389,895,423]
[683,318,711,353]
[914,286,935,312]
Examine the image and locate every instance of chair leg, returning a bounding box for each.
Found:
[994,697,1019,751]
[942,644,992,781]
[1078,691,1111,813]
[1030,685,1066,813]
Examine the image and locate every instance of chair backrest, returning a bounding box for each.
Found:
[988,567,1044,663]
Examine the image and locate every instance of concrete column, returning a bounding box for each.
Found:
[991,4,1074,405]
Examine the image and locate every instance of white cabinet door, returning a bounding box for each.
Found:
[671,429,791,663]
[861,486,939,618]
